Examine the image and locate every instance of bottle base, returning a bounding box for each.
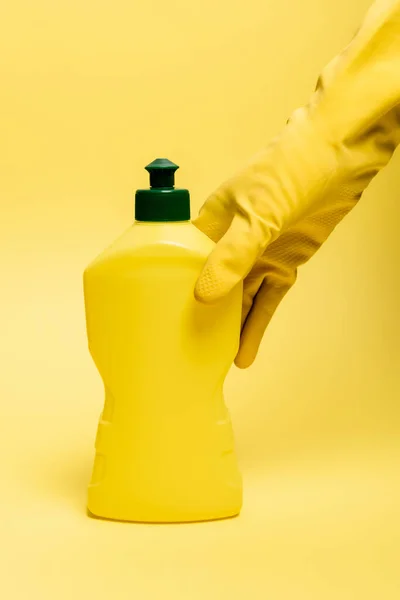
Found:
[87,500,241,524]
[87,507,240,525]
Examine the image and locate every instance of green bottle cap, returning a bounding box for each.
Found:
[135,158,191,222]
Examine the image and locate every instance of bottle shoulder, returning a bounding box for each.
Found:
[85,222,214,274]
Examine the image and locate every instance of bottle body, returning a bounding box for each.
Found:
[84,222,242,522]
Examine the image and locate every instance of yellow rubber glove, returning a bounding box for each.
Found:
[194,0,400,368]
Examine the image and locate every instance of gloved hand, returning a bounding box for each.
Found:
[194,0,400,368]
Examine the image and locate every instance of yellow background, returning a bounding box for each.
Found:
[1,0,400,597]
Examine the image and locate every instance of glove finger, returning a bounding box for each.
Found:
[235,276,294,369]
[195,214,269,304]
[192,190,234,243]
[241,271,265,329]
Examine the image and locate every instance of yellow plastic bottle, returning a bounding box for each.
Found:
[84,159,242,523]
